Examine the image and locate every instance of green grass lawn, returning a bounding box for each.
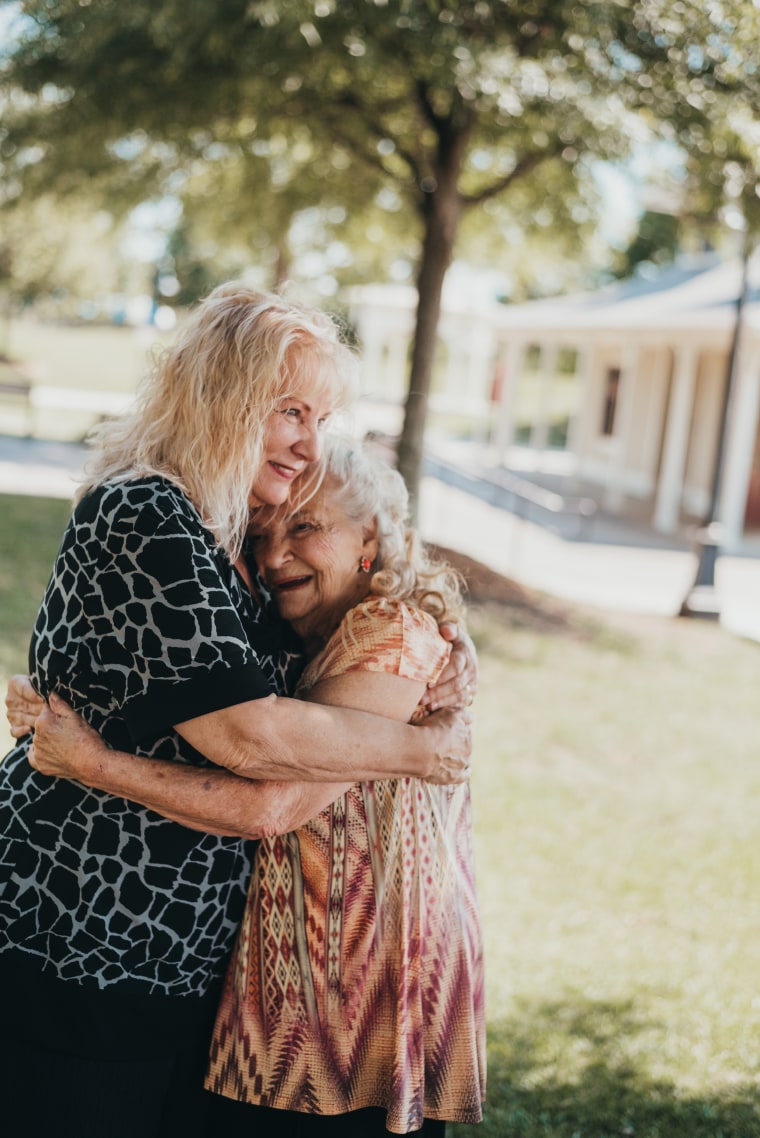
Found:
[458,601,760,1137]
[0,494,71,698]
[1,494,759,1136]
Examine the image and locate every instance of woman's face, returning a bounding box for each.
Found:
[250,392,334,508]
[252,477,378,646]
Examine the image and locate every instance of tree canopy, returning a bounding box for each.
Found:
[3,0,760,505]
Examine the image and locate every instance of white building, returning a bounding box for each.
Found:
[348,253,760,552]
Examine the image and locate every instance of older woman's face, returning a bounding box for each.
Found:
[252,478,378,644]
[250,393,333,509]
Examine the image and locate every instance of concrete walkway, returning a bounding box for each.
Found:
[2,433,760,643]
[0,435,90,502]
[418,475,760,642]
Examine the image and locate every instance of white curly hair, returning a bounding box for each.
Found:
[317,433,465,625]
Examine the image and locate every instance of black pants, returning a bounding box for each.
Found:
[0,951,225,1138]
[0,1034,218,1138]
[2,1040,446,1138]
[208,1097,446,1137]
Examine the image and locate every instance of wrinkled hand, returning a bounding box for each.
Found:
[5,674,45,738]
[28,692,103,780]
[419,706,473,785]
[422,623,479,712]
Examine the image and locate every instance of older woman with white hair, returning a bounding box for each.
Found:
[23,434,485,1137]
[0,286,473,1138]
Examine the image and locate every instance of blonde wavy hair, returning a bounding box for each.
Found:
[79,283,357,558]
[317,433,465,625]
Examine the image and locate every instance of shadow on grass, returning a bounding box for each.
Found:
[453,998,759,1138]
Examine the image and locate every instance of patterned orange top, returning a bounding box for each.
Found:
[206,597,486,1133]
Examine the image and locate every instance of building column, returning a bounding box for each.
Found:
[530,342,557,452]
[719,342,760,551]
[565,342,596,477]
[604,341,640,512]
[654,344,697,533]
[467,323,496,429]
[640,346,672,494]
[493,338,525,464]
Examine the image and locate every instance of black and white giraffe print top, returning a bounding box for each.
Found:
[0,476,304,997]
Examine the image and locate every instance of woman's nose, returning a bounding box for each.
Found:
[295,419,322,463]
[256,529,292,570]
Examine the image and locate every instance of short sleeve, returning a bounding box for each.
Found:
[299,597,451,692]
[73,480,272,742]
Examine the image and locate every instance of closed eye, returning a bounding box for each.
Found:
[291,521,318,535]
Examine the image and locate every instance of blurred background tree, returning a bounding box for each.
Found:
[1,0,759,506]
[0,193,144,355]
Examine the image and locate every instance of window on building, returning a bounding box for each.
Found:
[601,367,621,436]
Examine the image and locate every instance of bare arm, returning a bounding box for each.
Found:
[29,695,346,839]
[29,670,438,839]
[10,671,470,788]
[174,688,468,785]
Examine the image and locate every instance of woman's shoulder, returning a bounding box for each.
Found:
[298,597,449,691]
[76,475,203,532]
[347,595,440,640]
[336,600,448,669]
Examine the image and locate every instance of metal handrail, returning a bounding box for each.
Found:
[426,456,598,538]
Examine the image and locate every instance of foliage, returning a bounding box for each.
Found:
[3,1,760,505]
[0,194,146,322]
[612,208,681,279]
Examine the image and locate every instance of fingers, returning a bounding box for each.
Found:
[49,691,76,716]
[5,675,46,738]
[25,708,60,777]
[423,675,475,712]
[422,679,459,712]
[7,706,44,737]
[6,675,44,712]
[9,673,39,699]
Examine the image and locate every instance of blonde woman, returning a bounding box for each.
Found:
[22,436,484,1136]
[0,286,472,1138]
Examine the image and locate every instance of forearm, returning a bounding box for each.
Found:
[177,693,451,783]
[52,743,348,839]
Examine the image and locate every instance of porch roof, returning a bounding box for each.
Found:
[487,252,760,339]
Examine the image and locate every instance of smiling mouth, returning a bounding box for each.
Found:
[271,576,312,593]
[270,462,300,479]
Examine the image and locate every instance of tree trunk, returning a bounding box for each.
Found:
[396,177,462,518]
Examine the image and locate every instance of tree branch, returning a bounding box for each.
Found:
[461,144,566,208]
[414,78,446,134]
[318,90,424,185]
